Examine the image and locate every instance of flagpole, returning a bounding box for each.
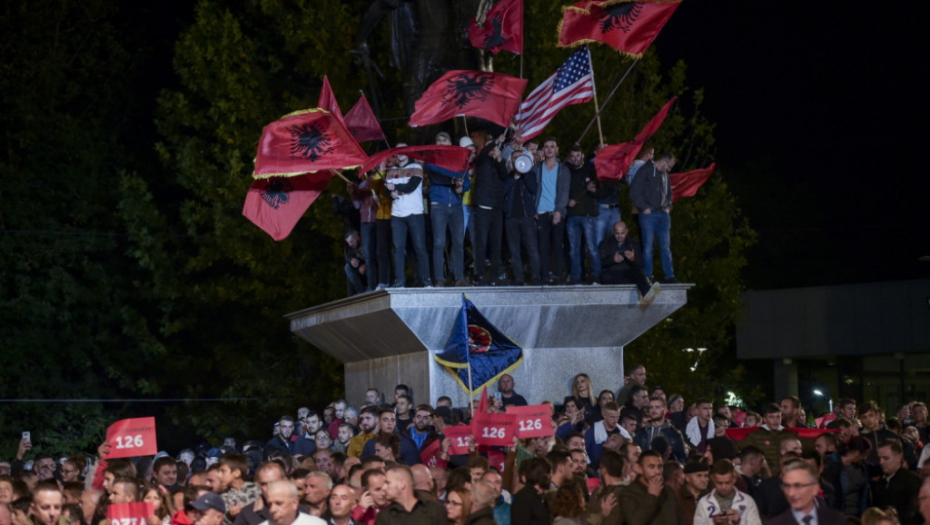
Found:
[460,115,469,138]
[467,362,474,403]
[585,47,604,145]
[332,169,352,184]
[577,58,640,145]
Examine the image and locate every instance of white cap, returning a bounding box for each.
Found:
[459,136,475,149]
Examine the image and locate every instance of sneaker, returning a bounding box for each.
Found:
[639,282,660,309]
[454,279,470,287]
[389,281,405,288]
[434,279,446,288]
[374,283,387,291]
[662,277,679,284]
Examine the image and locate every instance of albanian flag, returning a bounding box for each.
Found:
[468,0,523,55]
[318,76,345,127]
[409,70,528,129]
[345,94,384,143]
[558,0,682,58]
[361,145,472,176]
[242,172,333,241]
[670,163,715,202]
[435,295,523,394]
[594,96,676,181]
[253,109,367,179]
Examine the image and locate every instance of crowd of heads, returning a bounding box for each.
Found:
[5,372,930,525]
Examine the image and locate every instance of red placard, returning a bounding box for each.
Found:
[443,426,473,456]
[506,405,553,438]
[107,502,154,525]
[105,417,157,459]
[472,412,516,446]
[487,450,506,473]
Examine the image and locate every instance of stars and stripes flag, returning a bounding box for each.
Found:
[514,46,594,141]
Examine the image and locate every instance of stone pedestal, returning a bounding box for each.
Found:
[287,284,690,407]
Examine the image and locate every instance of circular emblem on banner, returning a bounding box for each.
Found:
[468,325,492,353]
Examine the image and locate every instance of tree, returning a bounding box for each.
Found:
[118,0,358,442]
[0,0,150,456]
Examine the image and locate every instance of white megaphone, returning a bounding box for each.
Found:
[513,151,534,174]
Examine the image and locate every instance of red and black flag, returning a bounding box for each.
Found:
[593,96,676,181]
[468,0,523,55]
[253,109,367,179]
[558,0,682,58]
[361,145,472,176]
[242,172,333,241]
[317,76,345,126]
[409,70,528,129]
[670,163,715,202]
[344,93,384,143]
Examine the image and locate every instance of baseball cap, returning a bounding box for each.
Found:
[459,137,475,149]
[190,493,227,514]
[436,131,451,143]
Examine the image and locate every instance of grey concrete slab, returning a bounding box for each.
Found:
[288,284,690,406]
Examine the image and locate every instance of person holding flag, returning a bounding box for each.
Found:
[384,144,431,288]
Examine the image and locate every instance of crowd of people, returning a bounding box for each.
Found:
[339,130,670,304]
[4,368,930,525]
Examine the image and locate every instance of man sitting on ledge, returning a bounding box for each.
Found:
[598,221,659,305]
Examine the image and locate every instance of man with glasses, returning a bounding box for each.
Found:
[765,460,844,525]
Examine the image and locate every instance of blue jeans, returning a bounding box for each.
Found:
[345,263,366,295]
[430,204,465,282]
[594,205,621,248]
[638,210,674,280]
[567,215,600,282]
[391,214,431,286]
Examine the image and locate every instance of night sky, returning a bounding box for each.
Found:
[657,1,929,287]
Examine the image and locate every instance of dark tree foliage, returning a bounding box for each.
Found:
[1,0,758,457]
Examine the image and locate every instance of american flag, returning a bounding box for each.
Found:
[514,45,594,141]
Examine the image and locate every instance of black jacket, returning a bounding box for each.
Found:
[472,144,508,209]
[503,171,538,219]
[598,235,644,273]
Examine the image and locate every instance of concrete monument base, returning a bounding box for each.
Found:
[287,284,690,407]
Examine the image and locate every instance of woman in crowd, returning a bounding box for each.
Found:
[549,479,587,525]
[445,487,472,525]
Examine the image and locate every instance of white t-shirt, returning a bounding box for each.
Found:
[387,162,424,218]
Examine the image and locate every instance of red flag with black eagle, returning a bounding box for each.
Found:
[409,70,528,129]
[468,0,523,55]
[558,0,682,58]
[317,76,345,126]
[242,172,334,241]
[594,96,676,181]
[344,94,384,143]
[252,109,367,179]
[670,163,715,202]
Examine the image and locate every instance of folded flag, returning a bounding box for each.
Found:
[360,145,472,176]
[435,295,523,394]
[317,76,346,127]
[670,163,715,202]
[594,96,676,181]
[344,94,384,143]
